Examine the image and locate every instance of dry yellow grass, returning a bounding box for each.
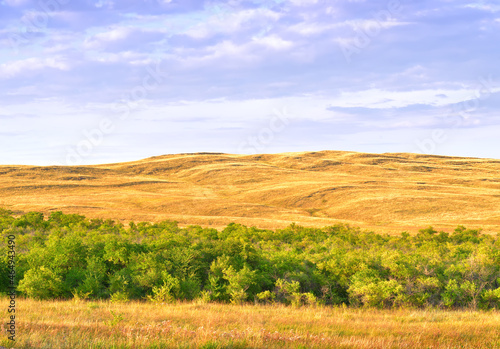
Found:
[1,150,500,234]
[2,298,500,348]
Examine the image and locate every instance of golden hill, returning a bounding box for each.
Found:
[1,150,500,234]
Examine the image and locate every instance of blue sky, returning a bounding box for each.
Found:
[1,0,499,165]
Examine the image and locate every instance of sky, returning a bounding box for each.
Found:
[0,0,499,165]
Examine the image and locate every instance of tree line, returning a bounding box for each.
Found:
[1,209,499,309]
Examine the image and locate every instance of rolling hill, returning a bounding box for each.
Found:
[1,150,500,234]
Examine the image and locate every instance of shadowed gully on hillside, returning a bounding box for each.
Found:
[1,150,500,233]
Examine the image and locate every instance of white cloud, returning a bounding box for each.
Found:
[86,51,153,65]
[174,40,259,69]
[463,3,500,13]
[289,0,321,6]
[3,0,30,6]
[329,88,495,109]
[252,35,294,50]
[0,57,71,78]
[184,8,281,39]
[287,22,337,35]
[84,27,134,49]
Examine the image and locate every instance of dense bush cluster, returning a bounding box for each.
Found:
[1,209,500,309]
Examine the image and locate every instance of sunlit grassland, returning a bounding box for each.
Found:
[1,151,500,234]
[2,298,500,348]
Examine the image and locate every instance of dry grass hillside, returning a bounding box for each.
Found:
[1,150,500,234]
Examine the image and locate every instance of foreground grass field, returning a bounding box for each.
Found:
[2,298,500,349]
[1,151,500,234]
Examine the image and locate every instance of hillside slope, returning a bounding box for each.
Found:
[1,150,500,233]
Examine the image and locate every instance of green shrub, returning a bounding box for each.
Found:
[442,280,476,308]
[18,267,64,299]
[3,209,500,309]
[348,269,403,308]
[147,274,180,303]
